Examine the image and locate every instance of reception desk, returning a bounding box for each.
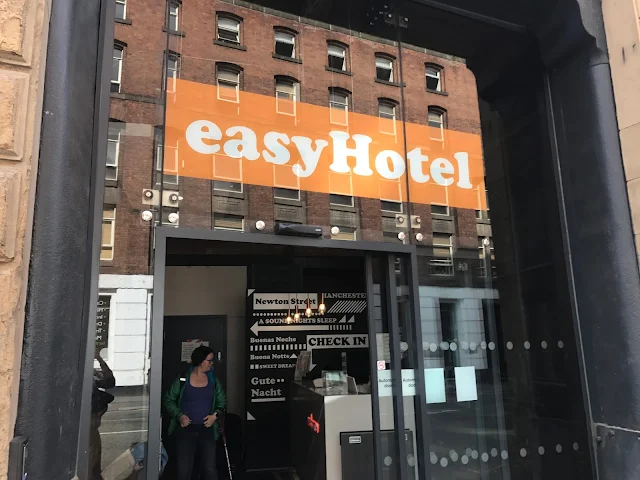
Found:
[289,383,417,480]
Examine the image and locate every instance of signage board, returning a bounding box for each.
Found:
[96,295,111,355]
[245,290,368,471]
[166,80,486,210]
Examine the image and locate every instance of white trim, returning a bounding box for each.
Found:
[375,55,394,82]
[115,0,127,19]
[101,207,116,261]
[275,30,296,58]
[274,187,301,201]
[378,102,396,136]
[275,79,297,116]
[426,65,442,92]
[217,16,240,43]
[329,91,349,126]
[328,44,347,70]
[168,2,180,31]
[217,70,240,103]
[112,45,123,93]
[156,142,179,185]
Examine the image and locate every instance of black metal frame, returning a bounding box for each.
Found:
[16,0,640,477]
[147,227,430,480]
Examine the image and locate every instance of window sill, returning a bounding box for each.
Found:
[325,66,352,76]
[115,18,132,25]
[273,53,302,64]
[375,78,404,87]
[426,88,448,96]
[110,92,162,104]
[163,27,186,37]
[213,39,247,51]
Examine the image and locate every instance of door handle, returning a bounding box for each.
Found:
[217,351,222,362]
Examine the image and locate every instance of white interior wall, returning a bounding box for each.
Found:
[164,266,247,416]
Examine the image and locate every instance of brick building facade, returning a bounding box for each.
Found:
[104,0,490,281]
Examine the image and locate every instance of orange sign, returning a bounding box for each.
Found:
[165,79,487,209]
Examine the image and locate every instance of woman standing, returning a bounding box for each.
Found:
[164,346,226,480]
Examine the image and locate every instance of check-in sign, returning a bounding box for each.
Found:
[165,79,487,209]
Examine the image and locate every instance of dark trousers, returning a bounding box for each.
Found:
[175,424,217,480]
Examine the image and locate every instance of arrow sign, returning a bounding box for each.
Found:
[250,322,330,336]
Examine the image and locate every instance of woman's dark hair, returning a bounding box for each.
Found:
[191,345,214,366]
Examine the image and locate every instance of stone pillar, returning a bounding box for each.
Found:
[0,0,49,476]
[602,0,640,260]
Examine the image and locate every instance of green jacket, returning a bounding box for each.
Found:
[163,367,226,440]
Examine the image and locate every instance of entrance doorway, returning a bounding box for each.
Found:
[147,229,427,480]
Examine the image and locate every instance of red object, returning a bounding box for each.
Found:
[307,414,320,434]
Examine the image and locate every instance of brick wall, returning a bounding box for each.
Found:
[105,0,485,276]
[0,0,49,475]
[603,0,640,260]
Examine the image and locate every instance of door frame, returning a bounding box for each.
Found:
[147,227,430,480]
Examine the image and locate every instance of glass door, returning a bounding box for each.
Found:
[365,251,429,480]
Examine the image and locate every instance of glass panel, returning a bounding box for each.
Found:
[425,66,442,92]
[328,44,346,70]
[86,0,596,478]
[168,3,179,31]
[376,56,393,82]
[115,0,126,20]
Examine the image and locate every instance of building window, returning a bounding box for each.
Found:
[155,130,179,185]
[375,54,394,82]
[275,77,298,116]
[216,64,241,103]
[330,194,354,207]
[476,189,490,220]
[111,44,123,93]
[331,226,357,241]
[430,234,454,276]
[329,88,349,126]
[428,107,446,143]
[217,15,240,44]
[166,53,179,92]
[115,0,126,19]
[381,200,402,213]
[214,213,244,231]
[383,231,403,243]
[426,64,444,92]
[431,204,449,216]
[214,180,243,193]
[168,2,180,32]
[378,100,397,135]
[274,187,300,201]
[327,42,347,71]
[106,122,123,181]
[478,237,495,278]
[476,210,490,220]
[101,208,116,261]
[274,29,296,58]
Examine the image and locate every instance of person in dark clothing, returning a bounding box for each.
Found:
[163,346,226,480]
[90,353,116,480]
